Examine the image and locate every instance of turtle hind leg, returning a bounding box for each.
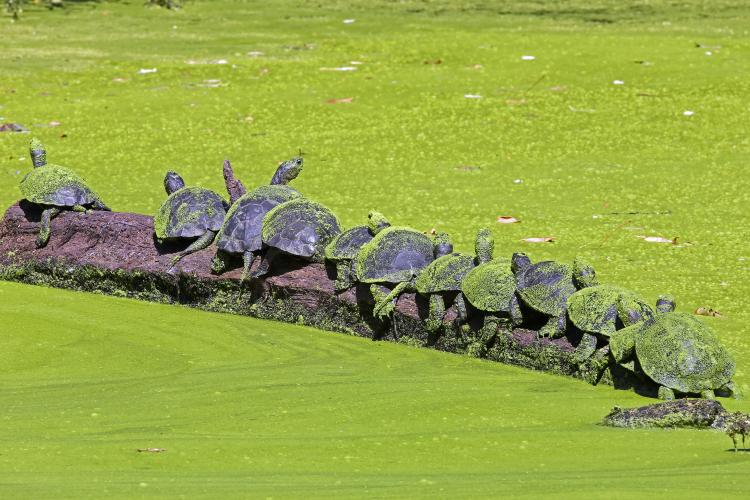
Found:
[250,248,278,278]
[211,250,229,275]
[36,207,61,248]
[240,250,258,283]
[333,261,352,292]
[538,313,566,338]
[657,386,676,400]
[425,294,446,332]
[171,230,217,266]
[700,389,716,400]
[373,281,411,320]
[91,198,111,211]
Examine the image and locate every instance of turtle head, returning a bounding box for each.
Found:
[474,228,494,264]
[656,294,676,313]
[29,138,47,168]
[367,211,390,235]
[433,232,453,258]
[573,257,598,289]
[164,171,186,195]
[270,156,303,185]
[511,252,531,274]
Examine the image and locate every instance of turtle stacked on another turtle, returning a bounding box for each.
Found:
[211,157,303,281]
[154,169,228,266]
[19,138,110,248]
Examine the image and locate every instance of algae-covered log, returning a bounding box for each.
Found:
[1,202,606,385]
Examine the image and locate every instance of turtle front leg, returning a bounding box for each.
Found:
[454,294,468,324]
[657,386,676,401]
[91,198,111,211]
[36,207,61,248]
[72,205,87,213]
[211,250,229,275]
[425,293,446,332]
[572,333,598,364]
[700,389,716,400]
[241,250,258,283]
[538,313,566,338]
[333,261,353,292]
[251,248,278,278]
[171,230,217,266]
[373,281,410,320]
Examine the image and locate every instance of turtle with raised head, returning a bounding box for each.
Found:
[325,211,391,292]
[610,296,735,400]
[154,170,228,265]
[251,197,341,277]
[414,231,476,332]
[515,257,595,338]
[459,230,523,351]
[355,214,438,320]
[211,157,303,280]
[19,138,110,248]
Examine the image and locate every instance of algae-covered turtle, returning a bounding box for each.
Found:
[19,138,110,248]
[154,170,228,265]
[252,197,341,277]
[515,257,595,337]
[355,214,438,319]
[459,229,523,347]
[211,157,303,280]
[414,232,475,332]
[325,211,391,292]
[567,283,654,337]
[610,296,735,400]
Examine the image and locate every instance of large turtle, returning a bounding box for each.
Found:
[251,197,341,277]
[459,229,523,349]
[325,211,391,292]
[211,157,303,280]
[514,257,594,337]
[154,170,228,265]
[610,296,736,400]
[19,138,110,248]
[355,215,438,320]
[414,231,475,332]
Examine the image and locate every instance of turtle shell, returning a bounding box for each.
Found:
[325,225,373,262]
[261,198,341,258]
[567,285,653,337]
[461,259,515,313]
[517,261,575,317]
[20,164,99,207]
[355,226,433,284]
[416,252,475,294]
[154,187,226,240]
[216,185,300,254]
[636,313,735,393]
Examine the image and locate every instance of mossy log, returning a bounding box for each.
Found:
[602,399,727,429]
[1,202,608,384]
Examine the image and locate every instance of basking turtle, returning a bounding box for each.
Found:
[325,211,391,292]
[414,231,475,332]
[459,229,523,348]
[515,257,595,338]
[211,157,303,280]
[19,138,110,248]
[355,215,438,319]
[154,170,228,265]
[610,296,735,400]
[252,197,341,277]
[567,283,654,338]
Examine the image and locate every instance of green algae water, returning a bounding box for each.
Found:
[1,1,749,496]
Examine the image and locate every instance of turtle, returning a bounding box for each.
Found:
[154,170,228,265]
[354,214,438,320]
[514,256,594,338]
[19,138,110,248]
[211,157,303,280]
[324,211,391,292]
[251,197,342,277]
[414,231,475,332]
[459,229,523,350]
[610,296,736,400]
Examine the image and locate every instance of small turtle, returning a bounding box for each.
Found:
[355,214,438,319]
[460,229,522,349]
[515,257,594,338]
[154,170,228,266]
[252,197,342,277]
[610,296,735,400]
[414,231,475,332]
[19,138,110,248]
[325,211,391,292]
[211,157,303,280]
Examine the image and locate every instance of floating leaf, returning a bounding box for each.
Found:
[521,55,536,60]
[464,94,482,99]
[695,307,723,318]
[640,236,677,244]
[522,237,555,243]
[326,97,353,104]
[424,59,442,65]
[496,216,520,224]
[137,448,167,453]
[455,165,481,172]
[320,66,357,71]
[138,68,158,74]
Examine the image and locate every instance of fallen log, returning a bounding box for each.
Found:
[0,201,613,385]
